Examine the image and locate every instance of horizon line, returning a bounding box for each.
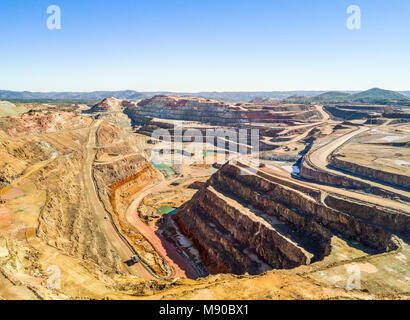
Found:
[1,88,410,94]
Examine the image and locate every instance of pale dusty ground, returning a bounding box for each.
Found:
[334,124,410,177]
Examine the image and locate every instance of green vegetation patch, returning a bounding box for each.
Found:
[157,206,177,216]
[4,99,99,107]
[151,161,173,175]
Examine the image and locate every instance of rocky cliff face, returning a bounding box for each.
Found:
[323,105,389,120]
[300,156,409,201]
[125,95,249,126]
[174,162,399,276]
[300,157,369,189]
[329,156,410,189]
[124,95,322,127]
[324,195,410,237]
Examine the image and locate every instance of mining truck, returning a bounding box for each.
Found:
[131,255,140,263]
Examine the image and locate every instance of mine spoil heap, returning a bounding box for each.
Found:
[87,97,132,129]
[174,161,401,275]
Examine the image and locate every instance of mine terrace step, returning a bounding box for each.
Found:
[206,185,317,262]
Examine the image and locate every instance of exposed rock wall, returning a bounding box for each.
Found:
[329,156,410,189]
[125,95,322,127]
[175,185,316,275]
[221,164,396,251]
[324,105,387,120]
[300,157,369,189]
[384,112,410,119]
[300,157,410,201]
[127,95,248,126]
[325,195,410,237]
[174,162,398,276]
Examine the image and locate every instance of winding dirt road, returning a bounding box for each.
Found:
[82,121,153,279]
[125,176,200,279]
[258,123,410,212]
[308,125,410,204]
[309,126,369,168]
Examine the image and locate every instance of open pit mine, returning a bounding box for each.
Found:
[0,95,409,300]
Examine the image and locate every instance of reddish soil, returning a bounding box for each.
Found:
[0,187,24,201]
[128,206,198,279]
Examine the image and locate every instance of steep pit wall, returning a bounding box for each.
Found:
[300,157,369,189]
[174,193,253,274]
[126,96,248,126]
[324,106,377,120]
[213,167,331,248]
[176,161,397,276]
[236,163,321,201]
[174,185,314,275]
[126,95,322,127]
[329,156,410,189]
[384,112,410,119]
[325,195,410,237]
[300,157,408,201]
[221,164,397,252]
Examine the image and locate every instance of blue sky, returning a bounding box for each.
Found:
[0,0,409,92]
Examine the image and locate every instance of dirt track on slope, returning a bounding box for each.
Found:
[125,177,200,279]
[307,125,410,207]
[309,126,368,168]
[262,162,410,213]
[82,121,153,279]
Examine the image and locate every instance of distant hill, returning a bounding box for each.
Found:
[249,97,281,104]
[283,95,311,104]
[306,88,410,105]
[312,91,352,103]
[0,90,329,103]
[0,90,147,101]
[0,88,409,104]
[189,91,327,102]
[350,88,410,103]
